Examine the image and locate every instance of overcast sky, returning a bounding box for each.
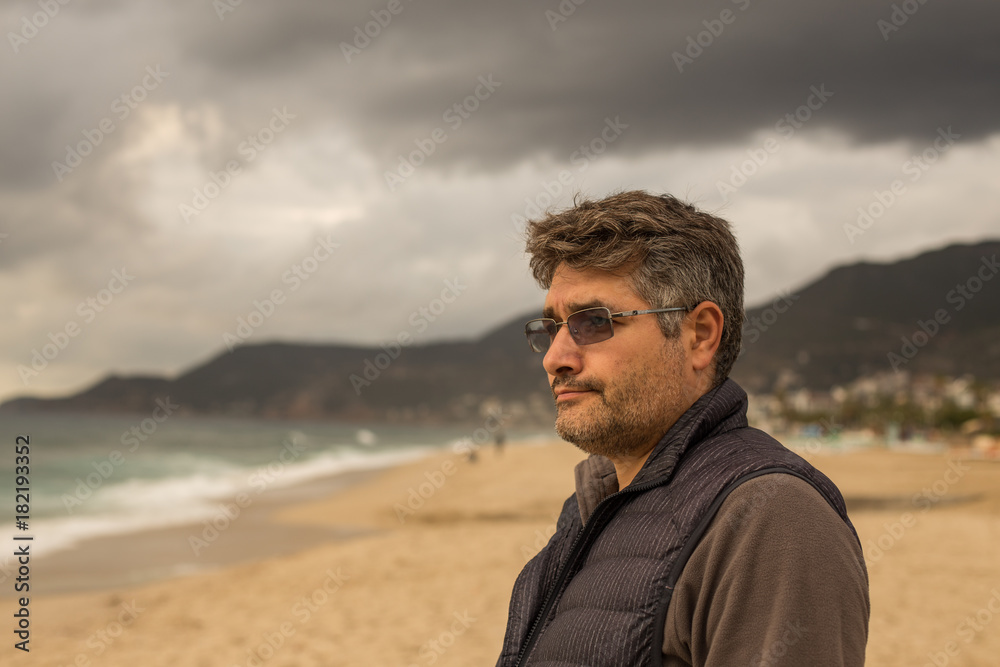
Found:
[1,0,998,402]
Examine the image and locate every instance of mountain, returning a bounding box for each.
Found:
[733,239,1000,391]
[0,328,554,423]
[3,240,998,421]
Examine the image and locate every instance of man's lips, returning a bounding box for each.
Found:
[554,388,596,401]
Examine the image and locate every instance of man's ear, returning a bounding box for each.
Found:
[687,301,724,373]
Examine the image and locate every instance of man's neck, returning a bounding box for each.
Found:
[611,447,656,489]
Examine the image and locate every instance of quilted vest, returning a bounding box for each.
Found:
[496,379,858,667]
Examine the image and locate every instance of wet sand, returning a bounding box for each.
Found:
[9,469,381,595]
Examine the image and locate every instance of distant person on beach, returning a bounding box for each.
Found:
[496,191,869,666]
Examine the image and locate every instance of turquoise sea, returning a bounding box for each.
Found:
[0,414,549,558]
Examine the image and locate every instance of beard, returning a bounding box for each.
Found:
[552,338,686,460]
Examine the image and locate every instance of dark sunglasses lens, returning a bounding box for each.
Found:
[568,309,613,345]
[525,320,555,353]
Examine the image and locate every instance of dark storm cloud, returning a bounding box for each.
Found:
[164,0,1000,171]
[3,0,996,194]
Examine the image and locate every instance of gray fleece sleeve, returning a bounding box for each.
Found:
[662,473,870,666]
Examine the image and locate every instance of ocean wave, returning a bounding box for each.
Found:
[27,443,435,558]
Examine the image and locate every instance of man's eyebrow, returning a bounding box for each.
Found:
[542,300,617,320]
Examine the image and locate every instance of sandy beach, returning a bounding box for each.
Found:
[6,440,1000,666]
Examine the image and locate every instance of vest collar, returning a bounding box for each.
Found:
[574,378,749,525]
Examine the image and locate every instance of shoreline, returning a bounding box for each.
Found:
[7,467,384,597]
[6,438,585,667]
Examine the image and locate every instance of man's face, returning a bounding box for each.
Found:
[541,264,691,460]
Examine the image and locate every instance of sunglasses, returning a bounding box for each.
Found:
[524,306,691,353]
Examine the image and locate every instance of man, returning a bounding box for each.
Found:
[497,191,869,666]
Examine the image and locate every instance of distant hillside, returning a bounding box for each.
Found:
[3,240,998,421]
[0,328,554,424]
[733,240,1000,391]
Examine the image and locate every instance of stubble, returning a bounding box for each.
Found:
[553,338,685,460]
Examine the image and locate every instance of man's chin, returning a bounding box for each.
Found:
[554,414,602,451]
[554,411,662,460]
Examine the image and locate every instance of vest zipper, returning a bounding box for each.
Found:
[513,477,665,667]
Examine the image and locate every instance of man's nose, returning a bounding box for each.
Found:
[542,325,583,377]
